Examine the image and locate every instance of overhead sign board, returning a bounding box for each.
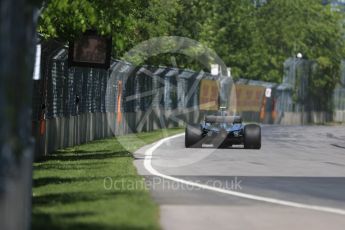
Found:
[68,30,112,69]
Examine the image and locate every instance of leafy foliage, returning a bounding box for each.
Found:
[254,0,345,82]
[198,0,257,79]
[38,0,179,57]
[39,0,345,92]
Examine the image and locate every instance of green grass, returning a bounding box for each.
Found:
[32,128,183,230]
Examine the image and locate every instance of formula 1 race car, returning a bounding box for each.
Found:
[185,115,261,149]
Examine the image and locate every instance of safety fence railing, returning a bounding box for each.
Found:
[334,61,345,122]
[32,43,345,158]
[32,43,217,158]
[275,58,345,125]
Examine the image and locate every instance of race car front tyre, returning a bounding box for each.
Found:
[244,124,261,149]
[185,125,202,148]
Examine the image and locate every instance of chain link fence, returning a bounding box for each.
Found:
[32,43,345,157]
[32,42,216,157]
[275,58,345,124]
[334,60,345,121]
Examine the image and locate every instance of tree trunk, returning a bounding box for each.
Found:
[0,0,37,229]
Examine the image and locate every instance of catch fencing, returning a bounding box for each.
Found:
[334,61,345,122]
[32,43,345,157]
[275,58,345,124]
[32,42,219,157]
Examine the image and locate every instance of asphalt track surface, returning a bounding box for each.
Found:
[134,125,345,230]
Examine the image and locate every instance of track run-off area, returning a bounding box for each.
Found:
[134,125,345,230]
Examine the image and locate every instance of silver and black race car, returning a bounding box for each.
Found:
[185,113,261,149]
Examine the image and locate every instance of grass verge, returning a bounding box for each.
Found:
[32,128,183,230]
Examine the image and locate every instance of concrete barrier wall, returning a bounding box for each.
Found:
[33,106,345,158]
[33,109,206,159]
[34,113,113,158]
[274,111,334,125]
[334,110,345,123]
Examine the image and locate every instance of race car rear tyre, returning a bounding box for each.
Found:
[185,125,202,148]
[244,124,261,149]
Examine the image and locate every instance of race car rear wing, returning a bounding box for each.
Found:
[205,115,242,124]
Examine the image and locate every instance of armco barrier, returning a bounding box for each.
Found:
[334,110,345,122]
[274,111,334,125]
[33,109,205,158]
[34,113,114,157]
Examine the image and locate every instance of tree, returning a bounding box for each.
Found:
[199,0,258,79]
[255,0,345,110]
[0,0,39,229]
[38,0,180,58]
[37,0,345,111]
[253,0,344,82]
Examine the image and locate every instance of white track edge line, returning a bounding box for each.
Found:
[143,133,345,216]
